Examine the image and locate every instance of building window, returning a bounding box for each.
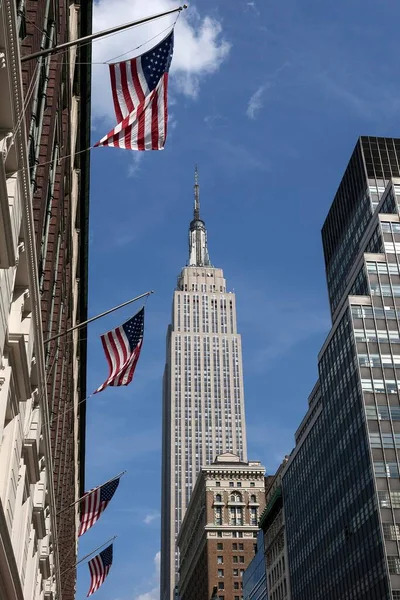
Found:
[232,543,237,550]
[216,494,222,502]
[239,556,245,563]
[383,524,400,540]
[217,569,224,577]
[233,556,238,563]
[233,569,239,576]
[392,592,400,600]
[237,482,242,487]
[235,597,240,600]
[217,556,223,564]
[250,482,255,487]
[217,531,222,538]
[374,462,400,477]
[234,582,240,590]
[215,506,223,525]
[229,482,234,488]
[217,543,223,550]
[239,543,244,550]
[250,507,258,525]
[388,557,400,574]
[250,494,257,503]
[230,492,242,502]
[218,582,224,590]
[216,481,221,487]
[230,507,243,525]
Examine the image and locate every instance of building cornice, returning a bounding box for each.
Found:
[3,1,61,596]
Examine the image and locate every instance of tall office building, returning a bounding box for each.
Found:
[161,171,248,600]
[282,137,400,599]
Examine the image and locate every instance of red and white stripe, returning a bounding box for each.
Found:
[94,330,143,394]
[95,72,168,151]
[87,555,111,597]
[79,489,104,537]
[109,58,149,122]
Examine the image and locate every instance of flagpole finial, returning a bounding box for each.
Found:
[194,165,200,220]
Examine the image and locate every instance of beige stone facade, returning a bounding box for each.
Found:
[178,453,266,600]
[0,1,90,598]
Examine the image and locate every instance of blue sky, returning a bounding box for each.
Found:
[77,0,400,598]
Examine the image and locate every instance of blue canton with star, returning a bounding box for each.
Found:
[140,31,174,91]
[100,478,120,502]
[122,307,145,351]
[100,545,113,567]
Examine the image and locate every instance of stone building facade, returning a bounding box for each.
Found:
[178,453,266,600]
[0,0,91,598]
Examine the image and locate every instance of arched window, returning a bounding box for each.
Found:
[230,492,242,503]
[250,494,257,503]
[216,494,222,502]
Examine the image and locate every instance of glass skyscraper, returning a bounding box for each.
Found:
[283,137,400,600]
[160,171,248,600]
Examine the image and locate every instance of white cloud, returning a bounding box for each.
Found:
[92,1,230,122]
[246,84,268,119]
[127,153,144,178]
[143,512,160,525]
[134,552,160,600]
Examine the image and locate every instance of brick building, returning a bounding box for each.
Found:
[0,0,91,598]
[178,453,266,600]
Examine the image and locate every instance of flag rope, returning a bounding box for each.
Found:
[59,536,117,576]
[56,471,127,517]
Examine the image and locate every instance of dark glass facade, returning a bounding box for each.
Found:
[243,530,268,600]
[283,140,400,600]
[284,309,389,599]
[322,137,400,318]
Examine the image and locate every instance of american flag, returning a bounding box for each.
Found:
[79,478,120,537]
[87,544,113,597]
[95,31,174,151]
[95,307,145,394]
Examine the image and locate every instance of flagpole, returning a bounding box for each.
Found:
[56,471,126,517]
[44,290,153,344]
[60,536,117,576]
[21,5,188,63]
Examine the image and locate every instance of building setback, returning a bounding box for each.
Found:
[161,172,248,600]
[178,453,266,600]
[0,0,91,598]
[282,137,400,600]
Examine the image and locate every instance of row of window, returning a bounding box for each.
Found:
[361,379,400,394]
[352,305,400,320]
[216,581,243,590]
[365,405,400,420]
[377,490,400,508]
[354,328,400,344]
[370,283,400,297]
[369,433,400,448]
[374,462,400,477]
[359,353,400,367]
[216,481,256,488]
[217,542,245,551]
[214,506,258,526]
[366,261,400,275]
[215,493,257,502]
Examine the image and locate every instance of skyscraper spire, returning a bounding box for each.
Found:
[188,166,212,267]
[194,164,200,220]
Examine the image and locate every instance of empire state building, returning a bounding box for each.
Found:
[160,171,248,600]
